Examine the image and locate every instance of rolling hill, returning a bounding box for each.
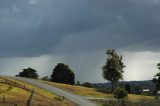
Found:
[0,76,158,106]
[0,77,75,106]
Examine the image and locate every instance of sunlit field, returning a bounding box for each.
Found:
[0,77,75,106]
[39,80,156,101]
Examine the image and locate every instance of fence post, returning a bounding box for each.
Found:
[3,95,5,103]
[62,96,65,101]
[27,89,34,106]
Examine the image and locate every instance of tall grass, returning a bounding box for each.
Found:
[102,99,160,106]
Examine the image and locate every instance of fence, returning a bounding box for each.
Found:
[0,96,27,106]
[0,77,59,106]
[0,101,29,106]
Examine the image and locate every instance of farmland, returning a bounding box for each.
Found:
[0,77,75,106]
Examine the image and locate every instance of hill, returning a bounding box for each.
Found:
[39,79,112,98]
[38,80,155,102]
[0,77,157,106]
[93,80,154,90]
[0,77,75,106]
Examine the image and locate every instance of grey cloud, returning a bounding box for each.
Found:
[0,0,160,57]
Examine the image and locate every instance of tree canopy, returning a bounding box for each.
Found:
[16,68,39,79]
[102,49,125,91]
[82,82,92,88]
[125,83,131,93]
[51,63,75,85]
[113,87,128,99]
[153,63,160,90]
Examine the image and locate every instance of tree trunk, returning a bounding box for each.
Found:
[111,82,114,92]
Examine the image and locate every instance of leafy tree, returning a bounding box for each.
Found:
[76,81,80,85]
[125,83,131,93]
[16,68,39,79]
[51,63,75,85]
[132,85,142,94]
[113,87,128,99]
[41,76,50,81]
[153,63,160,91]
[102,49,125,91]
[82,82,92,88]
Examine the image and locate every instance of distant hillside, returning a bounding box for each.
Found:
[39,80,155,102]
[93,80,155,90]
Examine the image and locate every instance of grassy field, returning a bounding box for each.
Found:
[39,80,113,98]
[127,94,154,102]
[0,83,30,103]
[1,77,157,106]
[39,80,156,101]
[0,77,75,106]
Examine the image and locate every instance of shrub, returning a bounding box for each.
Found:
[41,76,50,81]
[16,68,39,79]
[82,82,92,88]
[102,103,111,106]
[51,63,75,85]
[113,87,128,99]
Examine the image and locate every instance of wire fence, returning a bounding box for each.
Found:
[0,77,62,106]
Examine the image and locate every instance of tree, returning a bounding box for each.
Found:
[125,83,131,93]
[82,82,92,88]
[102,49,125,91]
[16,68,39,79]
[113,87,128,99]
[152,63,160,91]
[132,85,142,94]
[76,81,80,85]
[41,76,50,81]
[51,63,75,85]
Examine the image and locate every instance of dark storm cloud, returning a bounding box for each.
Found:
[0,0,160,57]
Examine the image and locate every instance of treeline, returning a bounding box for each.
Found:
[16,63,75,85]
[101,49,160,98]
[15,49,160,99]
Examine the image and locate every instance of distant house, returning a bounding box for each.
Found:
[142,89,151,96]
[143,89,150,92]
[157,91,160,96]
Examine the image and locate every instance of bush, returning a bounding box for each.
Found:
[16,68,39,79]
[41,76,50,81]
[82,82,92,88]
[51,63,75,85]
[113,87,128,99]
[102,103,112,106]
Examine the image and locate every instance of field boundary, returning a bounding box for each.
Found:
[0,77,59,106]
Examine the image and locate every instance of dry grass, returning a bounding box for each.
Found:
[39,80,112,98]
[0,83,29,105]
[126,94,154,102]
[39,80,156,102]
[0,77,75,106]
[1,77,156,106]
[3,77,54,97]
[97,94,157,106]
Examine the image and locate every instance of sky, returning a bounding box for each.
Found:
[0,0,160,83]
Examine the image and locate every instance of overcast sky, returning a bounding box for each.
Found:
[0,0,160,83]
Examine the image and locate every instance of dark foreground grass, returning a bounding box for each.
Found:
[101,99,160,106]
